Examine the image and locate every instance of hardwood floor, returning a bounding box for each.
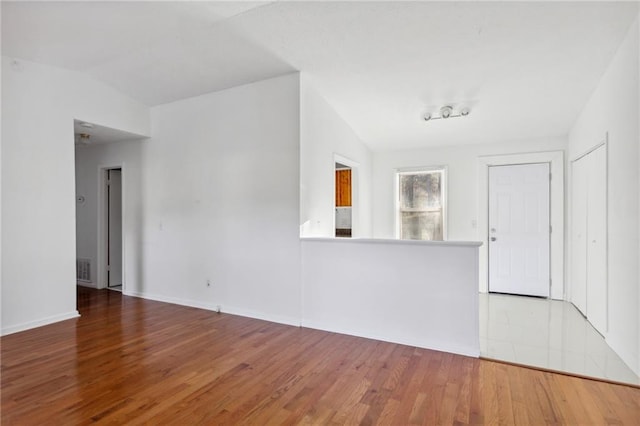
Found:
[2,287,639,425]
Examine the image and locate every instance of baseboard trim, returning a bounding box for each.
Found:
[124,290,218,311]
[301,320,480,358]
[223,305,301,328]
[606,336,640,378]
[1,311,80,336]
[123,290,301,327]
[77,281,98,289]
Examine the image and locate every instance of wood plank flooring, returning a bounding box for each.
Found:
[2,287,639,424]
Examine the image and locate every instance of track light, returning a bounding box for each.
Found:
[423,105,471,122]
[78,133,91,145]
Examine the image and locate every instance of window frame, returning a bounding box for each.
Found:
[395,166,448,241]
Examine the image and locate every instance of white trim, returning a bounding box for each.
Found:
[124,290,218,311]
[333,154,360,168]
[333,153,360,237]
[477,151,564,299]
[301,320,480,358]
[77,280,98,289]
[97,163,126,291]
[1,311,80,336]
[571,140,607,163]
[124,290,301,327]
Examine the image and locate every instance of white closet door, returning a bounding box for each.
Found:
[570,144,607,336]
[571,157,588,316]
[586,145,607,335]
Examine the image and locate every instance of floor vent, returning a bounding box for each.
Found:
[77,258,91,282]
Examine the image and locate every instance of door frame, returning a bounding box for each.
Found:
[333,154,360,237]
[478,151,564,299]
[97,163,126,290]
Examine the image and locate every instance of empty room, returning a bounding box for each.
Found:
[2,1,640,424]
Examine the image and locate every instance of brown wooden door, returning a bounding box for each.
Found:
[335,169,352,207]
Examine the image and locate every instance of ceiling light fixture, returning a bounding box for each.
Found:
[80,122,94,129]
[423,105,471,122]
[78,133,91,145]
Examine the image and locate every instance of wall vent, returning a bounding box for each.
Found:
[77,258,91,282]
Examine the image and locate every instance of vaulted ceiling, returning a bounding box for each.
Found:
[3,1,637,150]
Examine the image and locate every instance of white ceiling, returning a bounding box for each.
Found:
[3,1,638,150]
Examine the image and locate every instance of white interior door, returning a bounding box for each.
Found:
[108,169,122,287]
[489,163,550,297]
[571,157,588,315]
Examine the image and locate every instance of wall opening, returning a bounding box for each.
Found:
[333,154,360,238]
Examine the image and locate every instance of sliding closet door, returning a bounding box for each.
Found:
[571,158,588,316]
[571,144,607,336]
[586,145,607,335]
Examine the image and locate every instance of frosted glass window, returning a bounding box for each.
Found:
[397,169,445,240]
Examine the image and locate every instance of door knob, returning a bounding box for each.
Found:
[490,237,497,242]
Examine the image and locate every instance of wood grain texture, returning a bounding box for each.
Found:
[2,287,639,424]
[336,169,352,207]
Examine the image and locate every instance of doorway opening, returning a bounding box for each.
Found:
[101,167,123,292]
[333,154,360,238]
[335,162,352,238]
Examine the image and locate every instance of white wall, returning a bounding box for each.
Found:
[76,74,303,325]
[372,136,567,240]
[568,17,639,376]
[1,7,3,332]
[300,76,373,237]
[302,238,481,357]
[1,57,150,335]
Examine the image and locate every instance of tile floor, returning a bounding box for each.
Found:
[479,292,640,385]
